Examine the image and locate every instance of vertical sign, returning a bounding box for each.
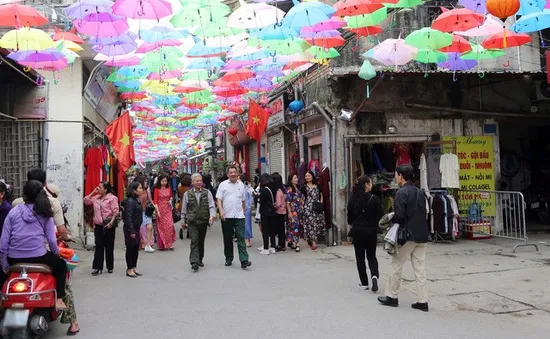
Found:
[267,96,284,129]
[444,136,496,216]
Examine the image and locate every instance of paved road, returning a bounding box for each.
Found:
[44,222,547,339]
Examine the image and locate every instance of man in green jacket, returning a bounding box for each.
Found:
[181,173,216,272]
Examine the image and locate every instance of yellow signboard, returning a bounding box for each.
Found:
[443,136,496,217]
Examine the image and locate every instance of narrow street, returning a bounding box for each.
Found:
[43,222,548,339]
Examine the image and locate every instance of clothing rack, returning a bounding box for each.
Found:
[427,189,458,243]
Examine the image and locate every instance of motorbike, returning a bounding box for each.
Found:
[523,190,550,224]
[0,204,75,339]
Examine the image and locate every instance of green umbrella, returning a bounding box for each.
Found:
[344,7,387,28]
[171,7,226,28]
[141,47,184,71]
[461,44,505,60]
[405,27,453,50]
[181,69,218,80]
[307,46,340,59]
[179,0,230,14]
[384,0,425,8]
[256,38,310,55]
[414,49,448,63]
[195,22,245,38]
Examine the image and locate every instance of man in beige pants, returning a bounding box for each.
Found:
[378,164,429,312]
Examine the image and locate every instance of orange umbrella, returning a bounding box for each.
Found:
[333,0,382,17]
[481,30,531,49]
[306,36,346,48]
[346,25,382,37]
[0,4,48,27]
[52,27,84,44]
[439,34,472,53]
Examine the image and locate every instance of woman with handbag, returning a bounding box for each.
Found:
[258,173,277,255]
[347,175,383,292]
[84,181,119,275]
[153,175,176,251]
[301,170,325,251]
[123,181,143,278]
[137,176,155,253]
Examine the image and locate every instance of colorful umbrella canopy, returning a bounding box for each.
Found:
[0,4,48,27]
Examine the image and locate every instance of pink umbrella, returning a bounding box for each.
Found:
[74,12,129,37]
[146,70,182,80]
[104,56,142,66]
[112,0,172,20]
[300,18,345,34]
[371,39,418,66]
[136,39,182,53]
[19,58,68,71]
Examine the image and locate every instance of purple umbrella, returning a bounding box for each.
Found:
[93,40,137,56]
[458,0,487,14]
[74,12,129,37]
[255,68,285,78]
[299,29,341,39]
[112,0,172,20]
[437,52,477,71]
[222,60,260,70]
[241,77,273,91]
[65,0,114,19]
[176,106,200,114]
[8,48,65,63]
[89,31,137,45]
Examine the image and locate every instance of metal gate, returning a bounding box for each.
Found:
[248,141,257,177]
[0,121,43,197]
[268,132,283,175]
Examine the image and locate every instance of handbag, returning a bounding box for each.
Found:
[145,202,155,217]
[313,201,324,212]
[172,207,182,223]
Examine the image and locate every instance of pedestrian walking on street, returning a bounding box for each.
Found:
[216,166,252,269]
[84,181,119,275]
[241,175,254,247]
[347,175,382,292]
[154,175,176,250]
[181,173,216,272]
[258,173,276,255]
[285,173,303,252]
[177,174,192,240]
[378,164,429,312]
[124,182,144,278]
[271,172,287,251]
[301,170,325,251]
[0,180,12,236]
[136,175,155,253]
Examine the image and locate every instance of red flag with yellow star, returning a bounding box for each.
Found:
[246,99,270,141]
[105,110,135,173]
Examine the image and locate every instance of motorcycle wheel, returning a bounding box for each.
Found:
[537,208,550,224]
[6,328,28,339]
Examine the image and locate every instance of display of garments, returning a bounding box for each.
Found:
[426,151,442,189]
[393,143,411,166]
[84,147,104,196]
[308,159,320,177]
[289,154,299,176]
[419,153,428,191]
[319,167,331,229]
[447,195,460,237]
[297,161,306,185]
[440,153,460,188]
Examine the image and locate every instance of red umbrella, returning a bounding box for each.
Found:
[481,30,531,49]
[439,34,472,53]
[432,7,484,33]
[305,36,346,48]
[282,61,309,71]
[120,92,148,101]
[173,85,203,94]
[333,0,383,17]
[346,25,382,37]
[220,69,255,82]
[0,4,48,28]
[213,87,248,97]
[52,27,85,44]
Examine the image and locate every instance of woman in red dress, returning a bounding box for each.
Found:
[153,175,176,250]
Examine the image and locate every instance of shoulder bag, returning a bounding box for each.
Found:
[311,185,324,212]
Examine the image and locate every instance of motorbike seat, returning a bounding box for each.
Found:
[9,264,53,274]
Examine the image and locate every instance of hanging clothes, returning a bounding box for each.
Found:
[100,145,109,179]
[420,153,428,191]
[440,153,460,188]
[298,161,306,185]
[447,195,460,237]
[117,165,126,201]
[426,150,442,189]
[308,159,320,177]
[319,166,331,229]
[84,147,104,196]
[393,143,411,166]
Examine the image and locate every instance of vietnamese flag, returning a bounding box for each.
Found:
[246,99,270,141]
[105,110,135,173]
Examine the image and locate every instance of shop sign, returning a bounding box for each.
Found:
[444,136,495,217]
[83,65,118,123]
[267,96,284,129]
[13,84,49,119]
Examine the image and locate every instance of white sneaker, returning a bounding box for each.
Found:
[257,246,264,251]
[260,249,270,255]
[357,284,369,290]
[269,247,276,254]
[145,246,155,253]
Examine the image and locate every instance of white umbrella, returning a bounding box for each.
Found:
[371,39,418,66]
[227,0,285,29]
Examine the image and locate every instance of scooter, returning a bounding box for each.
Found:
[0,239,72,339]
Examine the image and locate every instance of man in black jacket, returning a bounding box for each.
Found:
[378,164,429,312]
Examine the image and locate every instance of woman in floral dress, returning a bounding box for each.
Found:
[301,170,325,250]
[285,173,304,252]
[153,175,176,250]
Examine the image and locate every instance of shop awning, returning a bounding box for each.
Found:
[0,48,40,85]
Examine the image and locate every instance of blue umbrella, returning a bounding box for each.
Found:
[153,95,181,105]
[517,0,546,16]
[230,49,272,61]
[186,57,225,70]
[114,80,141,88]
[117,66,150,78]
[187,43,229,57]
[89,32,138,45]
[281,0,336,31]
[512,10,550,33]
[250,25,298,40]
[140,25,185,43]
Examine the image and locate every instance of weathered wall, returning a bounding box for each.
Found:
[44,59,84,237]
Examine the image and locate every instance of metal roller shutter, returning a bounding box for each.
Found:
[248,141,257,176]
[268,132,283,175]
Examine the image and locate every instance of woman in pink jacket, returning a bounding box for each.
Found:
[271,173,287,251]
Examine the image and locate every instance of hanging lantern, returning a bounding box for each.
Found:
[216,131,224,137]
[289,100,304,112]
[486,0,520,20]
[228,127,238,136]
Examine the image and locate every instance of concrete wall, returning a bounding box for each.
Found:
[43,58,84,237]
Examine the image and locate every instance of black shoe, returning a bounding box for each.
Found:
[91,269,102,276]
[372,277,379,292]
[225,261,232,267]
[108,269,113,274]
[378,296,399,307]
[133,271,143,276]
[198,261,204,267]
[191,263,199,272]
[179,228,184,240]
[126,272,138,278]
[241,260,252,269]
[275,247,286,252]
[412,302,429,312]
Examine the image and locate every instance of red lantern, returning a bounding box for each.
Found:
[486,0,520,20]
[228,127,238,136]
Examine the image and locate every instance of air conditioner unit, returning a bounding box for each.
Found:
[534,80,550,101]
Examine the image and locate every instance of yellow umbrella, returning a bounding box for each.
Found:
[0,28,54,51]
[55,39,83,52]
